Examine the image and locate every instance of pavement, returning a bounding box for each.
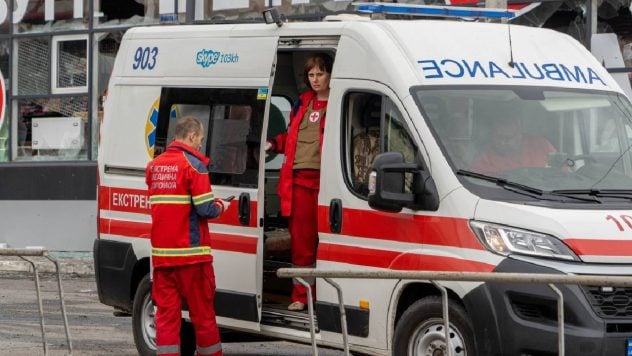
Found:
[0,251,94,276]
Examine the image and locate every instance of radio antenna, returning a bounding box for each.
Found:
[507,14,515,68]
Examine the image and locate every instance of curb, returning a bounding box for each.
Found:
[0,256,94,276]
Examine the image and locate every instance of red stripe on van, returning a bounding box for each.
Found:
[211,233,258,255]
[565,239,632,257]
[318,206,484,250]
[101,218,257,254]
[317,243,495,271]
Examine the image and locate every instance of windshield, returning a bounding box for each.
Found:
[414,86,632,198]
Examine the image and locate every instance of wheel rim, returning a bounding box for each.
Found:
[141,292,157,350]
[408,317,467,356]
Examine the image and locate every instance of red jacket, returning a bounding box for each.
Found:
[146,141,224,268]
[270,91,326,216]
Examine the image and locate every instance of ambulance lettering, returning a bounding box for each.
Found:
[112,192,150,210]
[196,49,240,68]
[606,214,632,232]
[418,58,606,85]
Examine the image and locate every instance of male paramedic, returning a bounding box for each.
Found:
[146,116,230,356]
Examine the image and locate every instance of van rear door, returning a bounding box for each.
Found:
[151,34,279,331]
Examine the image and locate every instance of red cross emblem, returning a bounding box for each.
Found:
[309,111,320,123]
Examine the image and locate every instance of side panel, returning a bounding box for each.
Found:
[316,78,493,352]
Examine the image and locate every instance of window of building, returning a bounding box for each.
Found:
[156,87,266,188]
[13,0,88,34]
[14,96,89,161]
[92,31,123,160]
[52,35,88,94]
[0,39,10,162]
[344,91,418,198]
[16,37,50,96]
[95,0,161,27]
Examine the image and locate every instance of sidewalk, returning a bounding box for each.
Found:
[0,251,94,276]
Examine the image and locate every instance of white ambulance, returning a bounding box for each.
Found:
[94,9,632,356]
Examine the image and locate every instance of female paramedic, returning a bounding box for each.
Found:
[265,53,333,311]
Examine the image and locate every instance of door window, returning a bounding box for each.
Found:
[344,91,418,197]
[155,87,266,188]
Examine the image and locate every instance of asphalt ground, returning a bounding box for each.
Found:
[0,271,345,356]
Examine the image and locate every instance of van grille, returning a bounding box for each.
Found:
[582,286,632,318]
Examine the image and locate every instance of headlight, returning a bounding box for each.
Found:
[470,221,579,261]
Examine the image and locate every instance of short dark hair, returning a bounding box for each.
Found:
[303,53,333,88]
[174,116,202,140]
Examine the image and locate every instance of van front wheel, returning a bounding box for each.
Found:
[393,296,476,356]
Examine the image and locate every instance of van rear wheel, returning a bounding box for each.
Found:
[393,296,475,356]
[132,274,196,356]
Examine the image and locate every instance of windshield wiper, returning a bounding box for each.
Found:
[457,170,600,203]
[552,189,632,201]
[456,169,556,201]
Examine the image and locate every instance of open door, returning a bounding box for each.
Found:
[153,36,279,332]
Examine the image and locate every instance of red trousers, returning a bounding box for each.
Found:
[152,262,222,356]
[289,170,320,304]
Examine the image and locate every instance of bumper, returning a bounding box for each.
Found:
[93,239,138,312]
[464,258,632,356]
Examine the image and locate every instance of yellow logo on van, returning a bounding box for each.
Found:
[145,99,178,158]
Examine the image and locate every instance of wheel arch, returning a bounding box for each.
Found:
[388,281,468,350]
[131,257,151,306]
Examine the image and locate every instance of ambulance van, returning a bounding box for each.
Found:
[94,12,632,356]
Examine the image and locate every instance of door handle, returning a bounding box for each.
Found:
[329,198,342,233]
[238,192,250,226]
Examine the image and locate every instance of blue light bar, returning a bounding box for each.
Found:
[354,3,516,20]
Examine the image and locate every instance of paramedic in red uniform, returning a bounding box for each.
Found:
[470,116,555,175]
[146,116,230,356]
[265,53,333,311]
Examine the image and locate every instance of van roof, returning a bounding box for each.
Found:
[119,20,620,94]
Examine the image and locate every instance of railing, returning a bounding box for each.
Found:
[0,248,73,355]
[277,268,632,356]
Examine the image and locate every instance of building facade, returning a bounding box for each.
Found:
[0,0,629,250]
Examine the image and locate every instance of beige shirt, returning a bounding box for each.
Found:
[293,101,324,170]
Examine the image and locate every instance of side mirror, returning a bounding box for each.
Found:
[368,152,439,212]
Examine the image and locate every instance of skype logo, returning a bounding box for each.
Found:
[196,49,221,68]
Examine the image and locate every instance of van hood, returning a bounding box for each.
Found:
[474,199,632,264]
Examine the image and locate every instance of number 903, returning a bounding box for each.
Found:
[132,47,158,70]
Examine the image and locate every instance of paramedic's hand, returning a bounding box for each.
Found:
[215,198,231,213]
[264,141,273,158]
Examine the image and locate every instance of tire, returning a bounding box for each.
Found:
[132,275,157,356]
[393,296,476,356]
[132,274,196,356]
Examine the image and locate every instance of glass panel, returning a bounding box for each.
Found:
[265,96,291,170]
[93,31,123,160]
[414,87,632,193]
[209,104,252,175]
[197,0,354,22]
[15,96,89,161]
[96,0,160,27]
[14,0,88,33]
[166,104,212,156]
[57,39,87,89]
[347,92,381,197]
[17,37,50,95]
[0,39,9,162]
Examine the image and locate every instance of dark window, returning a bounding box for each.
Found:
[156,87,265,188]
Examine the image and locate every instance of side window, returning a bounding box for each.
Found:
[344,91,418,197]
[155,87,266,188]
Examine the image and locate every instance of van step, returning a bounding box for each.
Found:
[261,304,319,332]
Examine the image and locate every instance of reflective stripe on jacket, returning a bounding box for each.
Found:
[146,141,223,267]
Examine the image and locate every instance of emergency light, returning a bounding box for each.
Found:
[353,2,538,20]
